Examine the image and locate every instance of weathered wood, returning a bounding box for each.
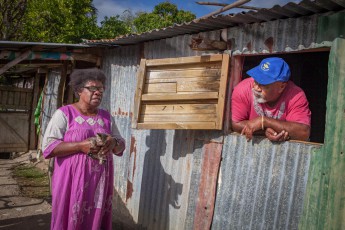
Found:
[147,76,220,84]
[216,54,230,129]
[140,114,217,122]
[132,54,230,130]
[29,73,40,150]
[137,122,216,129]
[147,68,221,79]
[146,54,223,66]
[144,82,177,94]
[132,59,147,129]
[141,104,217,114]
[177,81,220,92]
[56,62,68,108]
[141,92,219,101]
[0,50,32,75]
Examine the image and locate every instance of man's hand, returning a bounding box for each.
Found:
[265,128,290,142]
[241,117,262,141]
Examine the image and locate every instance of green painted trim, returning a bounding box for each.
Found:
[317,12,345,43]
[300,38,345,229]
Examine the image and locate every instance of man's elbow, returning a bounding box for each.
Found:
[298,125,311,141]
[231,121,244,134]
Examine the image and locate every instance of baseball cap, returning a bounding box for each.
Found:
[246,57,290,85]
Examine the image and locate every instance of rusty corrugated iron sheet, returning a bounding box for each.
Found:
[40,69,61,144]
[212,134,321,229]
[193,142,222,230]
[84,0,345,46]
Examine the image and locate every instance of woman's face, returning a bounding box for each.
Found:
[78,80,104,107]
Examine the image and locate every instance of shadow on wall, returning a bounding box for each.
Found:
[137,130,183,229]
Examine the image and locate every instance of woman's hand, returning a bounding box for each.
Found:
[79,138,102,155]
[98,135,117,155]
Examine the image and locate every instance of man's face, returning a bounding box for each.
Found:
[252,80,287,105]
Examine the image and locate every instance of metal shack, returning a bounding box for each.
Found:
[9,0,342,229]
[83,1,345,229]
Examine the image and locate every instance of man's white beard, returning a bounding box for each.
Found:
[252,88,267,104]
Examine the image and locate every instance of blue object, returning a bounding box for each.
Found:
[246,57,291,85]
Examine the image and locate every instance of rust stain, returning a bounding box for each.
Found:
[129,112,133,118]
[118,107,122,115]
[126,179,133,202]
[130,135,137,181]
[247,41,252,52]
[193,142,223,230]
[264,37,274,53]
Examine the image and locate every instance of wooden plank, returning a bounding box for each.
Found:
[57,62,67,108]
[132,59,147,129]
[0,50,32,75]
[0,86,33,93]
[141,92,218,101]
[7,91,14,105]
[147,76,220,84]
[29,74,40,150]
[146,54,223,66]
[177,81,220,92]
[147,68,221,80]
[144,82,177,94]
[148,62,222,72]
[140,114,216,122]
[137,122,216,129]
[216,54,230,129]
[1,91,7,105]
[141,104,217,115]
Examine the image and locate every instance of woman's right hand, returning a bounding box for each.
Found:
[79,138,102,155]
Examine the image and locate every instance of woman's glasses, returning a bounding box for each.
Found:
[83,86,104,93]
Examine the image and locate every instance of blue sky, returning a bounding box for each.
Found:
[93,0,300,23]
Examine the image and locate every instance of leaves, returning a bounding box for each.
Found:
[0,0,196,43]
[134,1,196,33]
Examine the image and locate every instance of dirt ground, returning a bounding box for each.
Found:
[0,151,52,230]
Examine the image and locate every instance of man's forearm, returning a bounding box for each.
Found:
[263,117,310,141]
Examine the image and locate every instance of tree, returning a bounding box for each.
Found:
[97,15,130,39]
[20,0,99,43]
[0,0,27,40]
[133,1,195,33]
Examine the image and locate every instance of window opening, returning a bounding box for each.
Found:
[240,52,329,143]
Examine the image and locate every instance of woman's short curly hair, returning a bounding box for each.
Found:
[69,68,106,97]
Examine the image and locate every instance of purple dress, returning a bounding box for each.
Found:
[43,105,118,230]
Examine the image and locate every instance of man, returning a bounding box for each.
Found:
[231,57,311,142]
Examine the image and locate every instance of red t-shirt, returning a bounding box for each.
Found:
[231,78,311,126]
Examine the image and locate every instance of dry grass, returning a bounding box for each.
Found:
[12,164,50,199]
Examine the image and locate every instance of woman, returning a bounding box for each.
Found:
[42,68,125,230]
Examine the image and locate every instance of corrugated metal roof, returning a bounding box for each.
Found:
[0,41,92,52]
[84,0,345,46]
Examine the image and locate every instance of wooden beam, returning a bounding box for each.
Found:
[0,50,32,75]
[199,0,251,19]
[196,1,262,11]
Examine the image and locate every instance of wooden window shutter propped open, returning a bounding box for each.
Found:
[132,54,230,130]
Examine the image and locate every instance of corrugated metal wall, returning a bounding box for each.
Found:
[212,135,319,229]
[102,11,340,230]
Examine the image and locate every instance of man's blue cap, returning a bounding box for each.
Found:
[246,57,290,85]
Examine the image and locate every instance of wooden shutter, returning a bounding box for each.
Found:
[132,54,230,130]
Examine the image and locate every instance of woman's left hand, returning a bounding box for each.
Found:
[99,135,117,155]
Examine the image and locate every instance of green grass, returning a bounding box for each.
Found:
[12,164,50,199]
